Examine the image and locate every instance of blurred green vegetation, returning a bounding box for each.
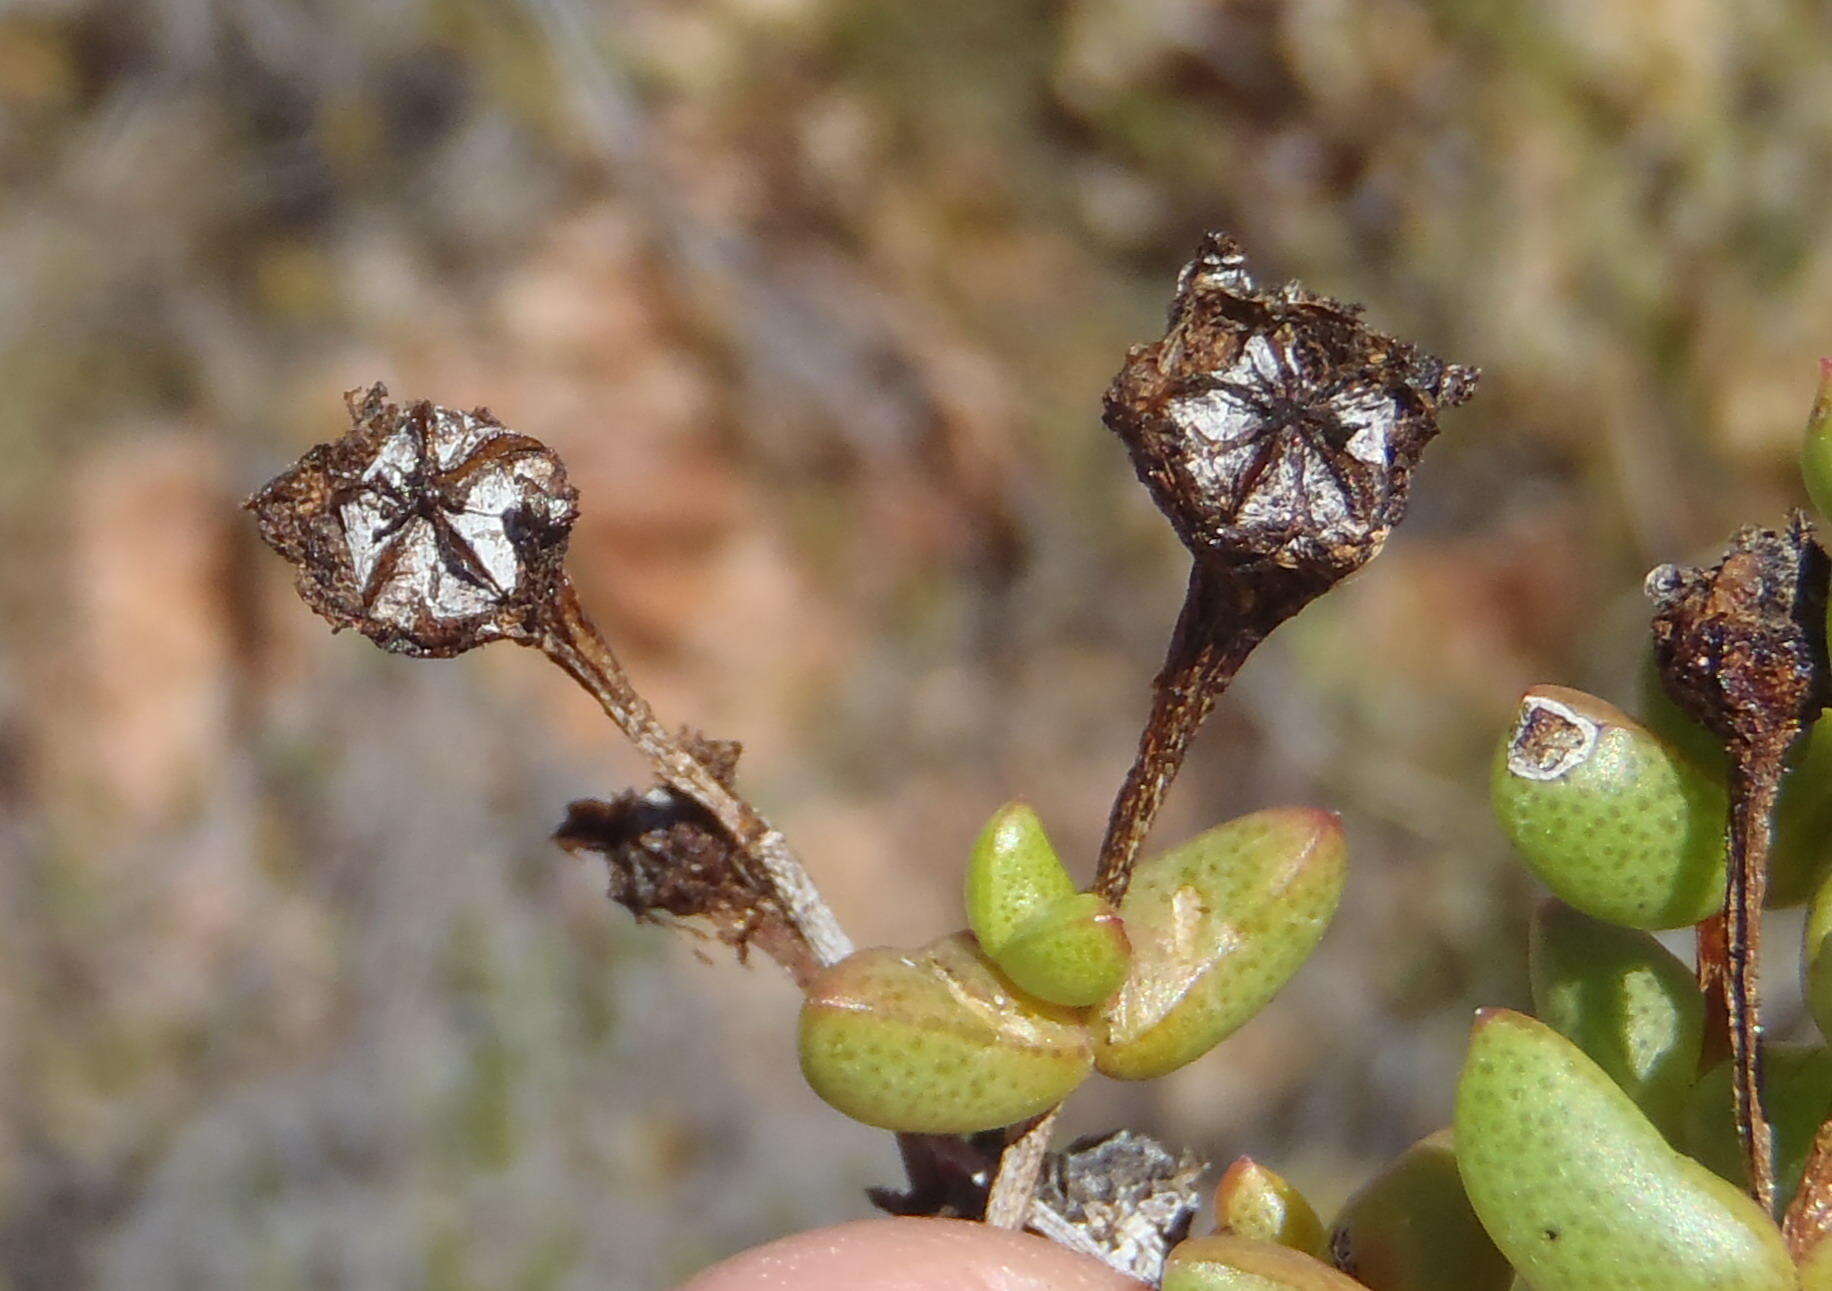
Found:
[2,0,1830,1286]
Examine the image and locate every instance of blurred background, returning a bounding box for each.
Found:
[3,0,1831,1285]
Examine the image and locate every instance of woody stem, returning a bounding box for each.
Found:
[533,576,854,986]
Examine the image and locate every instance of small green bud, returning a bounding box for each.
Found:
[1685,1041,1832,1212]
[992,892,1131,1007]
[1456,1009,1793,1291]
[1493,686,1726,929]
[964,802,1078,953]
[1327,1130,1511,1291]
[797,932,1092,1134]
[1163,1235,1368,1290]
[1093,808,1346,1081]
[962,804,1132,1007]
[1804,357,1832,519]
[1528,899,1703,1139]
[1213,1157,1327,1259]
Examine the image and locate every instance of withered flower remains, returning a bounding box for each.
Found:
[1095,235,1477,902]
[246,383,579,657]
[1646,516,1831,755]
[1644,513,1830,1211]
[1105,233,1476,586]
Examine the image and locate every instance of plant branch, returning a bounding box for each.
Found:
[1787,1122,1832,1259]
[1724,744,1783,1213]
[1094,561,1314,903]
[533,575,854,984]
[985,1109,1061,1229]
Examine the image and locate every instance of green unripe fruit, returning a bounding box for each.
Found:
[1328,1130,1511,1291]
[992,892,1131,1007]
[1804,357,1832,519]
[1685,1042,1832,1211]
[965,801,1077,952]
[1213,1157,1327,1259]
[1093,808,1347,1081]
[797,932,1092,1133]
[1528,899,1703,1139]
[1493,687,1727,929]
[1637,648,1832,908]
[1808,865,1832,1041]
[1456,1009,1793,1291]
[1163,1235,1367,1290]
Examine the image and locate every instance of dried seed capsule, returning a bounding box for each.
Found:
[1685,1042,1832,1212]
[1804,358,1832,521]
[797,932,1092,1134]
[1212,1157,1326,1259]
[1163,1235,1367,1290]
[1327,1130,1511,1291]
[1104,233,1476,586]
[1492,687,1726,929]
[964,802,1079,954]
[1528,900,1704,1139]
[1646,517,1830,755]
[1093,808,1346,1081]
[992,892,1131,1008]
[1456,1009,1793,1291]
[246,383,579,657]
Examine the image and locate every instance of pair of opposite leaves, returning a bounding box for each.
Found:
[798,803,1345,1135]
[1163,903,1829,1290]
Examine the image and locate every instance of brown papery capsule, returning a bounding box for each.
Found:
[1103,233,1476,587]
[1646,517,1830,754]
[246,382,579,658]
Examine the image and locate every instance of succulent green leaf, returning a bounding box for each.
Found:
[965,802,1078,953]
[1637,649,1832,908]
[1456,1009,1793,1291]
[1776,717,1832,908]
[990,892,1131,1007]
[1213,1157,1328,1259]
[1685,1041,1832,1212]
[1492,686,1726,929]
[797,931,1092,1134]
[1328,1130,1511,1291]
[1808,865,1832,1042]
[1093,807,1347,1081]
[1163,1235,1368,1290]
[1801,1234,1832,1291]
[1804,357,1832,520]
[1527,899,1704,1139]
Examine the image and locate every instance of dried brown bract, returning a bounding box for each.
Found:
[1034,1129,1206,1283]
[1646,515,1831,757]
[246,382,579,657]
[1105,233,1477,588]
[556,784,777,956]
